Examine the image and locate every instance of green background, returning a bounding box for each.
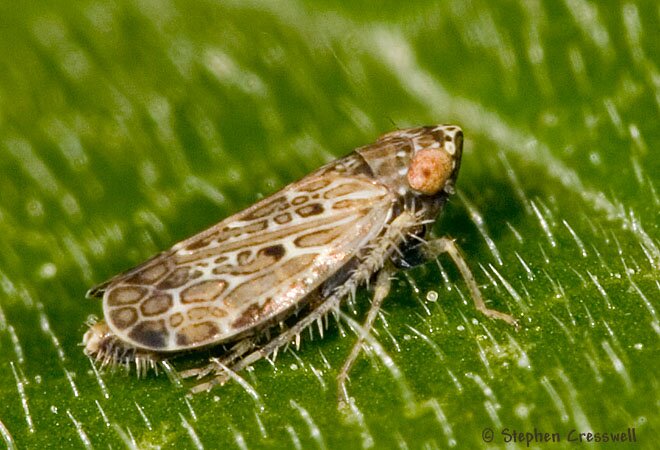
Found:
[0,0,658,448]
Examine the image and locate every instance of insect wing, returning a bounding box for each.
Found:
[98,169,394,352]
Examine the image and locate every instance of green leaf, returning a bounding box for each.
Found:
[0,0,657,448]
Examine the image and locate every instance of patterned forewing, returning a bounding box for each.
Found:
[100,171,393,351]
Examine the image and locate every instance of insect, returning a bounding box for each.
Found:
[83,125,517,403]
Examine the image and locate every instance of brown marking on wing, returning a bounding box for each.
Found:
[183,221,268,255]
[185,234,217,252]
[125,262,169,284]
[221,253,317,309]
[109,307,138,329]
[183,224,267,260]
[222,273,278,308]
[107,286,147,306]
[185,237,214,251]
[181,280,228,304]
[294,223,350,248]
[157,267,192,289]
[178,248,222,264]
[212,244,286,276]
[332,198,375,210]
[295,203,324,217]
[140,294,173,316]
[185,306,228,321]
[128,319,168,349]
[324,181,373,198]
[212,307,228,317]
[236,250,251,265]
[274,212,292,224]
[231,298,275,329]
[176,322,220,347]
[292,195,308,205]
[261,244,285,259]
[241,196,288,220]
[298,178,332,192]
[217,220,268,242]
[187,306,210,321]
[169,312,184,328]
[273,253,317,281]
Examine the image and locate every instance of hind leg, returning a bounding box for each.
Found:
[184,289,347,393]
[179,336,259,387]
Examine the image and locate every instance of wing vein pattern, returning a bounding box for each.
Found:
[97,166,394,351]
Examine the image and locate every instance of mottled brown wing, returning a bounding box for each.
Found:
[97,169,394,351]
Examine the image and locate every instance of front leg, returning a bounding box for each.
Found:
[337,265,394,407]
[425,237,519,328]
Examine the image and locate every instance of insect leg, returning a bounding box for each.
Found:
[425,237,519,328]
[337,264,393,407]
[229,292,346,374]
[179,337,258,382]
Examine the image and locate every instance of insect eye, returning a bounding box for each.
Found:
[406,148,454,195]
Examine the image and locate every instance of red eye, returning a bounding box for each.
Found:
[406,148,453,195]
